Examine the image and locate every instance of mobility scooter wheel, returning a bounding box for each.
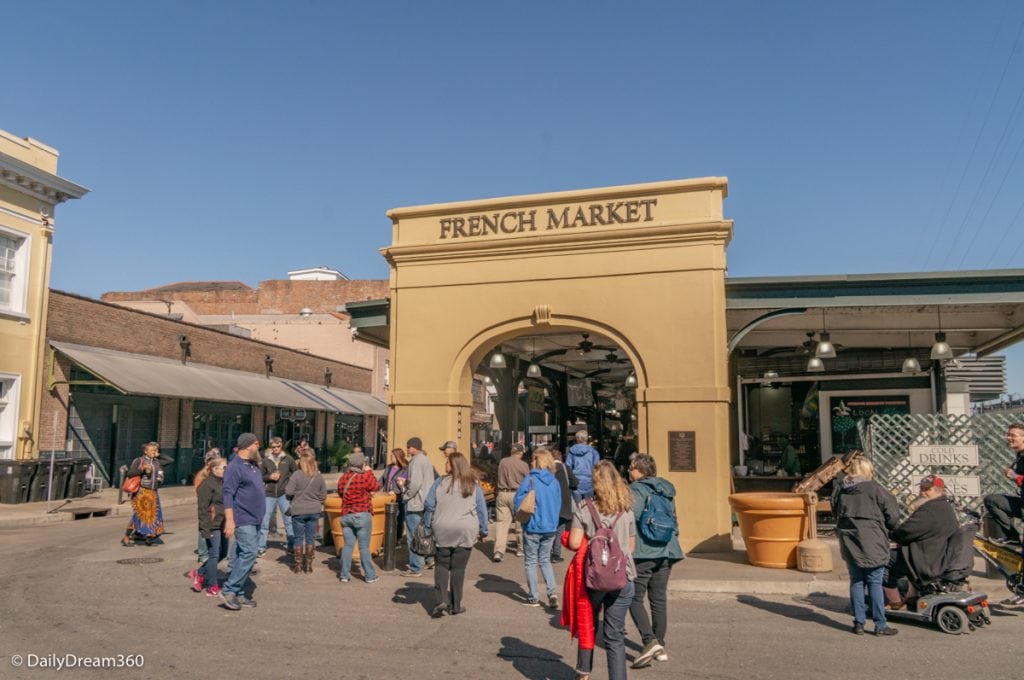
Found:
[936,605,970,635]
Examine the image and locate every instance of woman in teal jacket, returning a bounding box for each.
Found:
[627,454,684,669]
[514,448,562,608]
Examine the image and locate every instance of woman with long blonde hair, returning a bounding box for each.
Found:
[285,450,328,574]
[194,455,228,596]
[568,460,636,680]
[514,448,562,609]
[834,453,900,636]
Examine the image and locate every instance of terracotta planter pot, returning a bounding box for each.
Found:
[728,492,808,569]
[324,491,396,558]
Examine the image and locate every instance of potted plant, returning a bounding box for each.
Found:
[327,439,352,473]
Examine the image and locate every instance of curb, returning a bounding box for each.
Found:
[0,495,197,529]
[668,578,848,597]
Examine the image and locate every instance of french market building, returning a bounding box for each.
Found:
[367,177,1024,553]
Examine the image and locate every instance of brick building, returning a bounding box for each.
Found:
[41,290,386,486]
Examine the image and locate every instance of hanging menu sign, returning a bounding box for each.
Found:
[668,431,697,472]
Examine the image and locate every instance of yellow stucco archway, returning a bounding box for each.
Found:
[383,178,734,551]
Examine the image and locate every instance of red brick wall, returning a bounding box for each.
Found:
[48,291,372,391]
[101,279,389,316]
[158,398,194,449]
[37,352,71,452]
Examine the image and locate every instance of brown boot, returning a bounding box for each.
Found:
[292,546,304,574]
[304,546,315,574]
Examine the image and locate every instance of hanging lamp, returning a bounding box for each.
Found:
[625,372,638,387]
[902,332,921,373]
[815,310,836,358]
[806,357,825,372]
[526,337,542,377]
[930,309,953,360]
[489,350,507,369]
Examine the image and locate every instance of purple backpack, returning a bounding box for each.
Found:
[583,500,628,592]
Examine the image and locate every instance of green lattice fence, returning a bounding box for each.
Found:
[862,412,1021,514]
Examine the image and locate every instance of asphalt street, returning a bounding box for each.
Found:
[0,503,1022,680]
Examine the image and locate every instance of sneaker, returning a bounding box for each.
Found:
[514,550,523,558]
[399,569,422,577]
[236,595,257,608]
[204,585,221,597]
[852,623,865,635]
[339,575,350,583]
[874,626,898,637]
[522,599,541,607]
[365,576,379,584]
[493,553,504,563]
[655,652,668,662]
[1005,594,1024,606]
[631,640,665,669]
[431,603,449,619]
[551,556,565,563]
[548,595,559,609]
[256,549,267,558]
[220,593,241,611]
[425,559,435,570]
[189,569,204,593]
[992,537,1021,548]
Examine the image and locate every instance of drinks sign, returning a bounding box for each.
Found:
[907,445,979,467]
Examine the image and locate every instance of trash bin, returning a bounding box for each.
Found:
[66,458,92,498]
[29,457,74,502]
[0,460,36,504]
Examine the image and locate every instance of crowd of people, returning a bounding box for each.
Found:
[114,422,1024,677]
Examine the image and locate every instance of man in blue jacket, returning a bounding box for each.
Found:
[221,433,266,611]
[514,449,562,609]
[628,454,684,668]
[566,430,600,502]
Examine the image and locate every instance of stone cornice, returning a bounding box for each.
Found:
[381,219,733,265]
[0,151,89,205]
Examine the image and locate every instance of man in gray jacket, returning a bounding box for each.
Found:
[400,437,437,576]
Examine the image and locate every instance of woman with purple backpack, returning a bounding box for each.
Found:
[567,460,636,680]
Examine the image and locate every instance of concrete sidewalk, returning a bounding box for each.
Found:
[0,481,1010,600]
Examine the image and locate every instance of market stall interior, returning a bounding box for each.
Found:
[727,270,1024,493]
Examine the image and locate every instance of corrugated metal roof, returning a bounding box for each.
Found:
[51,341,383,415]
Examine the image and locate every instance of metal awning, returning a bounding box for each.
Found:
[51,341,382,415]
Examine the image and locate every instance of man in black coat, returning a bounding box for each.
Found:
[890,475,959,589]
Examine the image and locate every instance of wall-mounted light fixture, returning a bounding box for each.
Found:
[299,307,313,318]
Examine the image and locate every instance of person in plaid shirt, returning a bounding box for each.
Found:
[337,452,380,583]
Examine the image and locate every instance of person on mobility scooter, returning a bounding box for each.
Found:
[883,475,991,634]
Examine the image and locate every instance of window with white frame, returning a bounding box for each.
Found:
[0,375,20,460]
[0,229,29,315]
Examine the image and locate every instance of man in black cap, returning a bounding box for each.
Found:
[401,437,437,576]
[221,432,265,610]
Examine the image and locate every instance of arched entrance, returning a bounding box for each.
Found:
[383,178,733,551]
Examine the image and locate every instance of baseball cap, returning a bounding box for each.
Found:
[439,440,457,451]
[919,475,945,491]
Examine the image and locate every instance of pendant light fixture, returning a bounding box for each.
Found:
[489,349,507,369]
[815,310,836,359]
[806,357,825,372]
[930,308,953,361]
[625,372,638,387]
[526,337,542,377]
[902,332,921,373]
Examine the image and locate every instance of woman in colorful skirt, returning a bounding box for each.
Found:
[121,442,167,547]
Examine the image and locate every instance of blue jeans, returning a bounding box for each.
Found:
[223,524,259,596]
[341,512,377,581]
[577,580,635,680]
[197,531,208,562]
[202,530,228,587]
[405,511,424,573]
[290,513,319,547]
[523,532,557,602]
[259,496,294,551]
[847,561,888,629]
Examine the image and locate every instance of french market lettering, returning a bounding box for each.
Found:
[438,198,658,239]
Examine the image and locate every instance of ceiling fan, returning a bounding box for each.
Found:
[575,333,616,355]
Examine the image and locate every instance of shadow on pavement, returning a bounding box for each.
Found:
[736,594,850,632]
[497,636,574,680]
[796,591,851,615]
[392,582,434,616]
[476,572,530,603]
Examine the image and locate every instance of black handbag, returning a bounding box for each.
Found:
[410,521,436,557]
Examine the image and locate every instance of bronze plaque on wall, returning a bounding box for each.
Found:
[668,431,696,472]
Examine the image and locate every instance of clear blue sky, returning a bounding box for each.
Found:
[4,1,1023,394]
